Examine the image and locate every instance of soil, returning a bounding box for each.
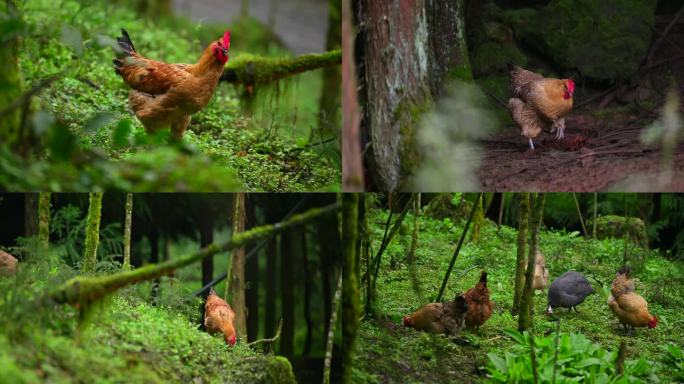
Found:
[477,12,684,192]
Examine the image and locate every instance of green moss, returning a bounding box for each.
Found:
[505,0,657,82]
[395,95,432,186]
[588,215,649,249]
[82,192,102,274]
[223,50,341,86]
[471,42,526,77]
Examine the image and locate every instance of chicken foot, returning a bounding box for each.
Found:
[550,117,566,139]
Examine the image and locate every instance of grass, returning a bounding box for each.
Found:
[8,0,339,191]
[0,243,296,384]
[353,206,684,383]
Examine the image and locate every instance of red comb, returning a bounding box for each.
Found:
[223,31,231,49]
[567,78,575,93]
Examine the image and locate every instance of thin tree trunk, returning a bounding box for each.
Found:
[323,272,342,384]
[280,228,295,359]
[245,203,259,342]
[265,234,278,339]
[436,193,482,303]
[38,192,50,249]
[83,192,103,274]
[302,229,314,356]
[0,0,25,151]
[341,193,360,384]
[318,0,341,140]
[497,193,505,231]
[24,193,38,238]
[470,194,484,243]
[512,193,530,315]
[355,0,471,190]
[408,193,424,302]
[123,193,132,270]
[572,193,588,238]
[229,193,247,339]
[519,194,546,331]
[150,227,160,304]
[592,193,598,239]
[342,0,363,191]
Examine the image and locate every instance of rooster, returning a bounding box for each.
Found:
[0,250,17,277]
[403,294,469,335]
[113,28,231,139]
[607,266,657,334]
[204,287,237,345]
[507,64,574,150]
[463,271,495,330]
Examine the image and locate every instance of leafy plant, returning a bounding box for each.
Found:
[487,330,654,383]
[662,343,684,381]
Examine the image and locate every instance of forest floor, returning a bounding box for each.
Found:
[477,13,684,192]
[478,108,684,192]
[352,206,684,383]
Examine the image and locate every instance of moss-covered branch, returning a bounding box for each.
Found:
[221,49,341,85]
[50,202,341,306]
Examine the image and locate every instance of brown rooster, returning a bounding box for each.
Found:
[113,28,231,139]
[0,251,17,277]
[607,266,657,334]
[507,64,574,150]
[204,287,237,345]
[464,271,495,330]
[403,294,469,335]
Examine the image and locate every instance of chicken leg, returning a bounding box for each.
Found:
[551,117,566,139]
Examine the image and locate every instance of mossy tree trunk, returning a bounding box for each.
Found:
[318,0,341,139]
[301,229,313,355]
[512,193,530,316]
[38,192,50,249]
[354,0,471,190]
[83,193,103,274]
[24,193,38,238]
[341,193,360,384]
[0,1,24,152]
[228,193,247,339]
[470,194,484,243]
[51,203,339,306]
[123,193,132,271]
[518,193,545,331]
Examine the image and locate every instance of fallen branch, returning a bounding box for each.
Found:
[221,49,341,86]
[246,318,283,348]
[49,202,340,306]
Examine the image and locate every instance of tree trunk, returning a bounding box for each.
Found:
[342,0,364,191]
[265,234,278,341]
[123,193,133,270]
[518,193,546,331]
[302,229,313,356]
[323,272,342,384]
[318,0,341,139]
[83,192,103,274]
[593,193,598,239]
[24,193,38,238]
[245,203,259,342]
[470,194,484,243]
[280,229,295,359]
[408,193,424,301]
[512,193,530,316]
[38,192,50,249]
[318,215,336,348]
[341,193,360,384]
[0,0,24,151]
[150,227,160,304]
[355,0,471,190]
[228,193,247,340]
